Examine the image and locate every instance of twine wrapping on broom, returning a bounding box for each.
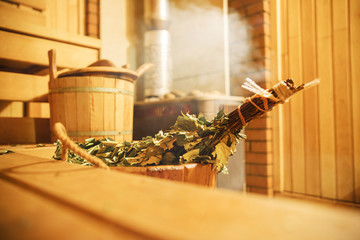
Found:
[235,77,320,129]
[53,122,110,170]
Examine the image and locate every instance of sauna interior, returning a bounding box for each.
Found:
[0,0,359,239]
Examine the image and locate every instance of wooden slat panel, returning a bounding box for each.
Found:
[0,31,99,69]
[0,1,46,26]
[278,0,358,204]
[11,0,46,10]
[45,0,57,29]
[316,0,337,199]
[104,77,116,140]
[0,13,101,49]
[26,102,50,118]
[301,0,320,196]
[0,151,360,240]
[124,81,134,141]
[281,0,292,193]
[50,79,66,141]
[0,72,48,102]
[75,77,90,143]
[0,118,50,144]
[63,77,77,134]
[78,0,85,35]
[90,76,104,138]
[271,0,281,192]
[115,79,125,142]
[332,0,354,202]
[68,0,80,34]
[288,0,305,194]
[0,101,23,117]
[350,0,360,203]
[56,0,68,33]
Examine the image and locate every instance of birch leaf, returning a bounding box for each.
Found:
[182,148,200,163]
[159,136,177,150]
[141,155,162,166]
[174,113,199,131]
[212,141,232,173]
[184,138,202,151]
[161,151,177,165]
[126,157,142,165]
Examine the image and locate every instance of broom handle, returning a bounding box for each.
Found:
[200,79,320,156]
[53,122,109,170]
[48,49,57,81]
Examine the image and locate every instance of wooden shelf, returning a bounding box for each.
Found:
[0,31,99,69]
[0,118,50,144]
[0,71,48,102]
[0,5,100,50]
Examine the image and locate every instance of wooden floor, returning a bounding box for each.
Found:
[0,145,359,240]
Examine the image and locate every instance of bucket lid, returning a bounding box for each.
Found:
[57,59,138,82]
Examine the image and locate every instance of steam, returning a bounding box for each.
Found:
[168,0,252,96]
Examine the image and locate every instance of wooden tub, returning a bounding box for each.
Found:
[112,163,216,187]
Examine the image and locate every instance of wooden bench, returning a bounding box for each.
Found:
[0,145,359,239]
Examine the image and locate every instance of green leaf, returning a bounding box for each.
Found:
[87,145,100,155]
[159,136,176,150]
[145,145,164,158]
[126,148,138,157]
[0,149,14,155]
[174,113,199,132]
[197,114,212,126]
[125,157,142,166]
[224,134,237,154]
[183,138,201,151]
[96,152,112,158]
[212,141,232,173]
[155,130,165,139]
[182,148,200,163]
[141,155,162,166]
[161,151,177,165]
[100,140,119,147]
[85,138,95,145]
[174,132,191,146]
[214,108,225,121]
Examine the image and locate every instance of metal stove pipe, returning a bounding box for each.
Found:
[143,0,172,98]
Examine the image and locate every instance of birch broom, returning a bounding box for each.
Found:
[53,78,319,173]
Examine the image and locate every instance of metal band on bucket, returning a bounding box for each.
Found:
[49,87,133,96]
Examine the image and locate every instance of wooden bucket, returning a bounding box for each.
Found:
[48,50,151,143]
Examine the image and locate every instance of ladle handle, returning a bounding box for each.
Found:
[48,49,57,81]
[136,63,153,78]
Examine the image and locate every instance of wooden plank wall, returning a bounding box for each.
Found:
[45,0,85,35]
[275,0,360,204]
[0,0,99,144]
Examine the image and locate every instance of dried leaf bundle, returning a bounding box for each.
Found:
[53,78,319,173]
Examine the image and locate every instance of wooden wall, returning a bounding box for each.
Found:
[0,0,100,144]
[273,0,360,204]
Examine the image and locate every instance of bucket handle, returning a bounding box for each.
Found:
[48,49,57,81]
[53,122,110,170]
[135,63,153,78]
